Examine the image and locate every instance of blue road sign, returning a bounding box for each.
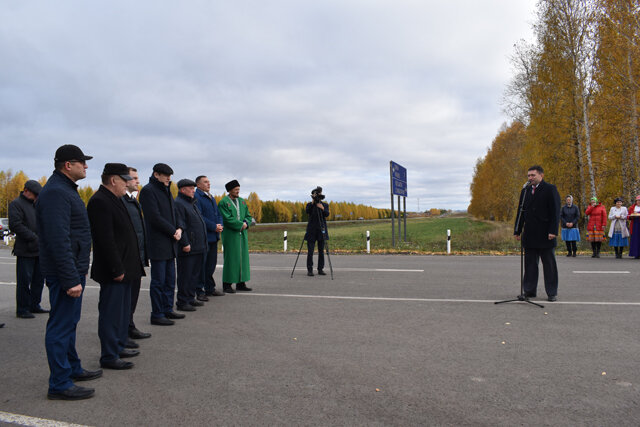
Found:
[390,161,407,197]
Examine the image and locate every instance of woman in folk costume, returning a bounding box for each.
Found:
[560,195,580,257]
[627,195,640,259]
[585,197,607,258]
[219,180,253,293]
[608,197,629,259]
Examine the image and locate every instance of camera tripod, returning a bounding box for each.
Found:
[291,202,334,280]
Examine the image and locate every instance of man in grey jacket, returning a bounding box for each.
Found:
[9,180,47,318]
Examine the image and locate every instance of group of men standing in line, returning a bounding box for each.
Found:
[9,144,254,400]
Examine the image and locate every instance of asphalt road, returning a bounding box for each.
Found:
[0,248,639,426]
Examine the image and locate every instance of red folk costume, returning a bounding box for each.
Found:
[585,202,607,242]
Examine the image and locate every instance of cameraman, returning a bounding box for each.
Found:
[305,187,330,276]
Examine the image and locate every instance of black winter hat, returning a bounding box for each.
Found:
[153,163,174,175]
[102,163,133,181]
[24,180,42,195]
[54,144,93,162]
[225,180,240,192]
[177,178,197,189]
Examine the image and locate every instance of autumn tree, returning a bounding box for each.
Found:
[594,0,640,200]
[469,122,526,221]
[246,192,263,223]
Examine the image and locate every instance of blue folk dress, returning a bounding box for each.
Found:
[608,206,629,247]
[560,204,580,242]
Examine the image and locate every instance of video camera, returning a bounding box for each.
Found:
[311,186,325,204]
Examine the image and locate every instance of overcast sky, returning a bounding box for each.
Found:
[1,0,536,211]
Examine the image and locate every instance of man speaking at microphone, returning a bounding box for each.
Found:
[514,165,561,302]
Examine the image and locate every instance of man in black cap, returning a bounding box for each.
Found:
[121,167,151,341]
[139,163,185,326]
[9,179,47,318]
[87,164,145,370]
[37,144,100,400]
[174,179,208,311]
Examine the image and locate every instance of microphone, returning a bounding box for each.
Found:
[522,181,532,189]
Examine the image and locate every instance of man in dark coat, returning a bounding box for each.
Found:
[514,165,561,301]
[174,179,208,311]
[194,175,224,300]
[88,164,145,370]
[37,144,101,401]
[122,167,151,341]
[305,187,330,276]
[9,179,47,318]
[139,163,185,326]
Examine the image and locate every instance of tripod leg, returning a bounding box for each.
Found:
[324,240,334,280]
[290,238,307,278]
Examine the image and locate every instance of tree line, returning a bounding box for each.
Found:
[0,169,390,223]
[470,0,640,223]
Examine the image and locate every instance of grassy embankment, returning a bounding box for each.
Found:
[249,215,523,254]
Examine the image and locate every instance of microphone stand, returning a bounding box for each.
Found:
[495,183,544,308]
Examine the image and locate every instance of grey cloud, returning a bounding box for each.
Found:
[0,0,537,210]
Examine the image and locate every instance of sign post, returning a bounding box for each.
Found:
[390,161,407,247]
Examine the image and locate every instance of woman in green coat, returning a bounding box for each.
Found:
[219,180,253,292]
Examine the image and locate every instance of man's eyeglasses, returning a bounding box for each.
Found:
[68,160,86,166]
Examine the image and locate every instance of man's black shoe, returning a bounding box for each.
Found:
[31,306,50,314]
[190,300,204,307]
[236,283,252,292]
[196,294,209,302]
[223,286,236,294]
[71,369,103,382]
[307,271,314,276]
[101,359,134,370]
[124,340,139,349]
[206,290,225,297]
[317,270,327,276]
[150,317,174,326]
[119,349,140,358]
[166,311,186,319]
[17,312,35,319]
[47,385,95,400]
[129,328,151,339]
[547,296,557,302]
[176,304,196,312]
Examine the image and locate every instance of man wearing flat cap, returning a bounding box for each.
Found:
[9,179,47,318]
[174,179,208,311]
[219,180,253,293]
[139,163,185,326]
[37,144,100,401]
[87,164,145,370]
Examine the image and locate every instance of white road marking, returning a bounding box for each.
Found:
[241,293,640,306]
[572,271,630,274]
[0,411,91,427]
[256,266,424,272]
[2,282,637,305]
